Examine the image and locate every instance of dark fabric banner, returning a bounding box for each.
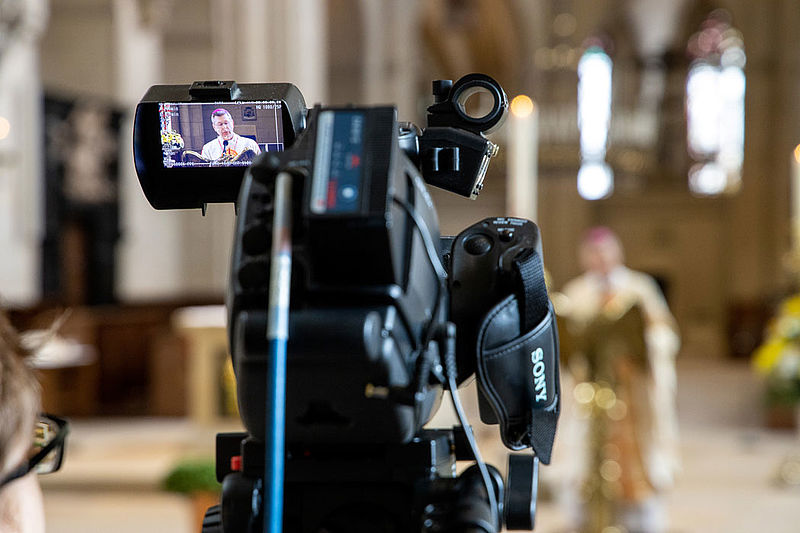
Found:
[43,95,123,305]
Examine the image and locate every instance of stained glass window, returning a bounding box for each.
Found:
[686,10,745,196]
[577,45,614,200]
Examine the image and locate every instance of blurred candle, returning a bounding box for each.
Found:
[507,95,539,221]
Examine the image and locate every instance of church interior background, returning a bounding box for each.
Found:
[3,0,800,531]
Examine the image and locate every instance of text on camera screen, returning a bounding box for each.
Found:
[158,101,285,168]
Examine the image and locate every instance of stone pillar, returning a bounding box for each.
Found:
[210,0,237,80]
[281,0,328,105]
[210,0,329,111]
[360,0,419,120]
[360,0,386,105]
[0,0,48,307]
[393,0,421,121]
[114,0,191,301]
[242,0,327,103]
[239,0,270,82]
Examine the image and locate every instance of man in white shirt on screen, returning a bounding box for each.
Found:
[200,108,261,162]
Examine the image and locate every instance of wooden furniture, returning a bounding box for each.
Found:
[10,302,219,417]
[172,305,233,425]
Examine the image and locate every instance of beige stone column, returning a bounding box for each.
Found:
[359,0,419,120]
[239,0,270,82]
[0,0,48,306]
[254,0,327,105]
[114,0,198,301]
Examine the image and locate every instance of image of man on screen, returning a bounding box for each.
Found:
[200,108,261,162]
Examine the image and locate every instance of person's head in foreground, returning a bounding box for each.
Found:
[0,312,44,533]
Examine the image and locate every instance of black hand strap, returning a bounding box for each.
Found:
[512,248,549,333]
[476,245,560,462]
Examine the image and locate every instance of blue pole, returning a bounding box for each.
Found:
[264,337,286,533]
[265,172,293,533]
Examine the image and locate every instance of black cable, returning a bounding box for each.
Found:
[391,195,448,280]
[442,323,499,530]
[391,194,447,423]
[391,194,447,345]
[393,181,499,528]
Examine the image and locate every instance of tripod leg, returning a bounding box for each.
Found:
[505,453,539,530]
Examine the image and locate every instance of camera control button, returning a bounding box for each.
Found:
[464,234,493,255]
[498,228,515,243]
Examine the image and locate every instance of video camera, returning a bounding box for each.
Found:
[133,75,560,533]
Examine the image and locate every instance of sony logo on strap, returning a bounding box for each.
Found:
[531,347,548,403]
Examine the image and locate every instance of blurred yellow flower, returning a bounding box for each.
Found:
[752,295,800,406]
[782,295,800,316]
[753,339,788,374]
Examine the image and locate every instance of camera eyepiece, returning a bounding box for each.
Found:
[427,73,508,135]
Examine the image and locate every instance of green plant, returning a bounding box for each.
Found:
[753,295,800,407]
[162,458,221,494]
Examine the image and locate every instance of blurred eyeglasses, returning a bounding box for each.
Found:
[0,414,69,489]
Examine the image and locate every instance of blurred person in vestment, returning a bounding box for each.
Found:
[555,227,680,533]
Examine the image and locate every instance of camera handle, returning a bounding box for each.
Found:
[263,171,294,533]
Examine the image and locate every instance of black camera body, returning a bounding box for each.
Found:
[133,75,560,532]
[229,105,444,445]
